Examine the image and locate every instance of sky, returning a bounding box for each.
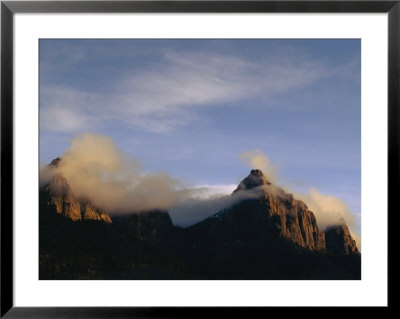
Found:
[39,39,361,233]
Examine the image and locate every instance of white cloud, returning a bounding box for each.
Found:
[239,149,279,183]
[40,106,91,132]
[40,48,337,134]
[40,86,98,132]
[42,133,192,213]
[294,188,356,231]
[193,184,237,199]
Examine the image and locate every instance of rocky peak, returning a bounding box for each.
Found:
[190,169,326,252]
[40,158,112,224]
[50,157,61,167]
[233,169,271,194]
[324,224,360,255]
[250,169,263,176]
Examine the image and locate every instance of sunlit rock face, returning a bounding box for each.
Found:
[261,188,327,251]
[325,224,360,255]
[189,169,360,255]
[39,158,112,223]
[189,169,331,252]
[99,212,112,224]
[41,174,83,221]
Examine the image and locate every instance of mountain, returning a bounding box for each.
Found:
[233,168,272,192]
[40,175,112,223]
[187,169,327,252]
[39,158,112,223]
[325,224,360,255]
[112,211,175,246]
[39,161,361,280]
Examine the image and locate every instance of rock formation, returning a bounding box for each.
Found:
[40,163,359,254]
[187,169,360,255]
[233,169,271,193]
[39,164,361,279]
[188,169,327,251]
[325,224,360,255]
[39,159,112,223]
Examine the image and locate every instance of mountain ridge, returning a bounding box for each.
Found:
[39,159,361,279]
[40,159,359,255]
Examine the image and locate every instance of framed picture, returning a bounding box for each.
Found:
[1,0,395,316]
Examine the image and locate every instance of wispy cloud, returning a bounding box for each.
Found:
[192,184,237,199]
[239,149,279,183]
[40,87,97,132]
[40,48,349,134]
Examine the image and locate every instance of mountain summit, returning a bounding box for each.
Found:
[233,169,271,193]
[189,169,326,251]
[188,169,359,255]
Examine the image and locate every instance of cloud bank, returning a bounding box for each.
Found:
[40,133,193,213]
[40,133,255,226]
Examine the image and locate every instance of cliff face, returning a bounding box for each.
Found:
[254,182,326,251]
[40,171,112,223]
[187,169,358,253]
[325,224,360,255]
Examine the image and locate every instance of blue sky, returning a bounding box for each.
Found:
[39,39,361,229]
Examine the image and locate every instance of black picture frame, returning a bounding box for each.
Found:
[1,1,396,317]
